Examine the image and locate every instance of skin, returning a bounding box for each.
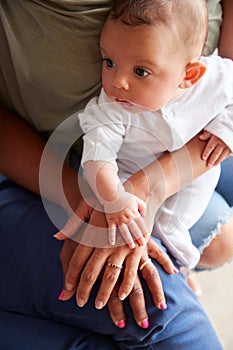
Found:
[100,18,189,112]
[61,17,204,310]
[59,16,233,318]
[218,0,233,59]
[0,103,176,327]
[80,17,207,249]
[1,4,233,329]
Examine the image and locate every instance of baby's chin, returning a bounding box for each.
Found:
[115,99,153,114]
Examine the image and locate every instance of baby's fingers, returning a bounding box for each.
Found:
[108,223,116,246]
[119,224,136,249]
[199,130,212,141]
[127,220,146,246]
[202,139,217,162]
[207,146,231,167]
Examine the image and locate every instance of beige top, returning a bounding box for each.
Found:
[0,0,221,141]
[0,1,113,138]
[204,0,222,55]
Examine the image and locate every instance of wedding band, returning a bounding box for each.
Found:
[107,262,123,269]
[139,258,151,271]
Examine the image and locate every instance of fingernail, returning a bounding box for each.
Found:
[159,301,167,310]
[95,300,104,309]
[141,319,149,329]
[173,267,179,274]
[129,242,136,249]
[119,293,127,301]
[139,238,146,246]
[58,289,64,300]
[66,283,74,291]
[77,298,85,307]
[117,319,126,328]
[53,232,63,240]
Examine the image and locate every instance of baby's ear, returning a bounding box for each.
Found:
[179,60,206,89]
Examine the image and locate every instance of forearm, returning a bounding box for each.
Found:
[125,134,209,208]
[218,0,233,59]
[84,160,123,203]
[0,104,81,213]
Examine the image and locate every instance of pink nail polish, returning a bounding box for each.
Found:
[159,301,167,310]
[141,319,149,329]
[173,267,179,274]
[58,289,64,300]
[118,319,126,328]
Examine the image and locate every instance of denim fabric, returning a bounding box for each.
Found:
[190,156,233,253]
[0,311,119,350]
[0,175,223,349]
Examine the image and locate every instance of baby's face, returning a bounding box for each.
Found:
[100,17,187,113]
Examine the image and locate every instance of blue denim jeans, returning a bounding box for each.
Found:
[1,158,232,349]
[190,156,233,255]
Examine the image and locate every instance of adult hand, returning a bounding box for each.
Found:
[58,206,147,307]
[57,168,173,307]
[108,237,178,328]
[59,234,177,328]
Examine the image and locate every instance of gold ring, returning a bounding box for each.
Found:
[139,258,151,271]
[107,262,123,269]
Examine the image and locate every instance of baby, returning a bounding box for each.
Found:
[62,0,233,269]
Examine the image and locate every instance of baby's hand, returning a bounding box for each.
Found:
[104,192,148,249]
[199,131,231,167]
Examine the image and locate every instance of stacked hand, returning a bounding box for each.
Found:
[55,197,178,328]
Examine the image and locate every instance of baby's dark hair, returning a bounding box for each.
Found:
[110,0,208,59]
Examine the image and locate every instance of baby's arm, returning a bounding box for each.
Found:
[84,160,147,248]
[199,131,231,167]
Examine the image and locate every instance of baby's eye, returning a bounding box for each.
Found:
[103,58,116,69]
[134,67,150,77]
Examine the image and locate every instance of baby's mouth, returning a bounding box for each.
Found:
[115,98,134,108]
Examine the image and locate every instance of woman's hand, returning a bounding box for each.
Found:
[57,204,177,307]
[57,136,208,324]
[56,164,175,308]
[57,199,178,312]
[59,234,178,328]
[58,206,148,306]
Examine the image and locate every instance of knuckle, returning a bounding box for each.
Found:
[104,271,118,284]
[158,249,170,262]
[125,268,137,280]
[81,270,96,284]
[143,266,159,281]
[134,306,147,320]
[157,248,166,258]
[131,283,143,297]
[69,258,81,271]
[109,294,120,307]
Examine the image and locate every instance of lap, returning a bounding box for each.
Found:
[0,176,222,349]
[216,156,233,206]
[190,157,233,251]
[0,311,119,350]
